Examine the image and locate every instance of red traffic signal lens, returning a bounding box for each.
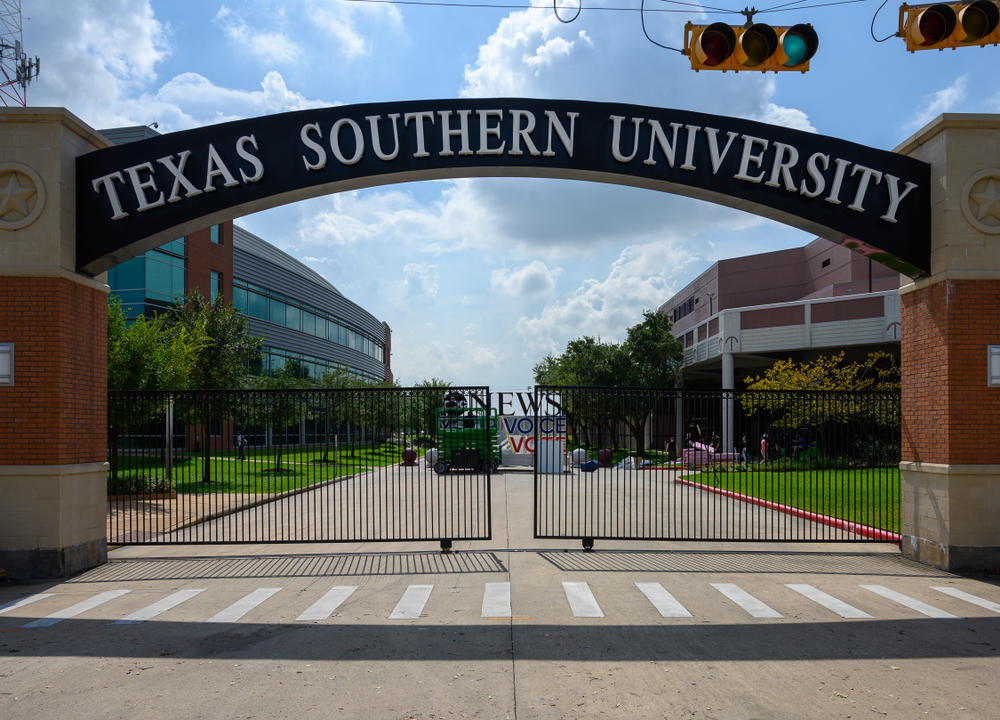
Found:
[697,22,736,65]
[739,23,778,67]
[959,0,1000,42]
[916,4,958,45]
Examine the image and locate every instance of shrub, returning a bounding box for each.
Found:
[107,472,172,495]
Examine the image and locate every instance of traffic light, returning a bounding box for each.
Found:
[685,22,819,72]
[899,1,1000,50]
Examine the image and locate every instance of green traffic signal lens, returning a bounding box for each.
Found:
[781,32,808,66]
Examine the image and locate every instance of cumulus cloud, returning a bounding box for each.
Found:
[215,6,302,65]
[403,262,439,299]
[27,0,169,126]
[513,241,699,357]
[491,261,560,296]
[909,76,968,129]
[307,0,403,59]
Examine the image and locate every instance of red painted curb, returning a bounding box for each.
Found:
[674,476,900,542]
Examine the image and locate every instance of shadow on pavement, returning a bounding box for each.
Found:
[2,616,997,662]
[538,550,953,577]
[65,552,508,583]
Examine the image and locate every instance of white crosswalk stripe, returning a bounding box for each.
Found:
[931,587,1000,614]
[635,582,693,618]
[206,588,282,623]
[389,585,434,619]
[0,594,53,616]
[112,589,206,625]
[296,586,357,622]
[860,585,961,619]
[482,582,511,618]
[711,583,783,618]
[10,580,999,629]
[785,584,873,619]
[21,590,131,628]
[562,582,604,618]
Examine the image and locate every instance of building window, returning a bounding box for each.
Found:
[821,258,831,268]
[211,225,222,244]
[673,296,696,323]
[211,271,222,302]
[107,238,186,319]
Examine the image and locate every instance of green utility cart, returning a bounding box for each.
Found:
[434,406,501,474]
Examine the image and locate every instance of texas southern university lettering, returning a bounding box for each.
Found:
[77,99,931,277]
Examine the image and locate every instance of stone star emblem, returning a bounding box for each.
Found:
[970,177,1000,223]
[0,170,37,220]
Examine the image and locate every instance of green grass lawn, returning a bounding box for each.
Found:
[687,466,900,533]
[108,443,406,495]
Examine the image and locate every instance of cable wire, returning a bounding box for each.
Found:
[554,0,583,22]
[641,0,686,52]
[870,0,897,42]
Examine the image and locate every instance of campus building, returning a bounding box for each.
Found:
[100,127,392,387]
[659,238,901,389]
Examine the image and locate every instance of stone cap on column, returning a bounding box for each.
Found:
[895,113,1000,292]
[0,107,111,291]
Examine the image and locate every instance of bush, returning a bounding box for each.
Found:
[107,472,172,495]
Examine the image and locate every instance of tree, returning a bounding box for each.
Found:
[106,297,207,483]
[172,289,262,390]
[741,351,901,460]
[532,310,684,455]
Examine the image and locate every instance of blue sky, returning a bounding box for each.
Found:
[25,0,999,387]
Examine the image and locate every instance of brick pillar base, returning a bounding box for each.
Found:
[900,279,1000,573]
[0,276,108,580]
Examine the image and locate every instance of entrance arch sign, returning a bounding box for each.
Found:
[76,98,931,277]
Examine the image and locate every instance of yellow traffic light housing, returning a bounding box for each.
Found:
[684,22,818,72]
[899,1,1000,50]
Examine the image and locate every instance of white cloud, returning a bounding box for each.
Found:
[215,6,302,65]
[909,76,968,129]
[307,0,403,59]
[513,241,699,357]
[403,262,439,299]
[28,0,169,126]
[491,261,560,296]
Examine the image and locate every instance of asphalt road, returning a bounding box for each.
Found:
[3,472,999,720]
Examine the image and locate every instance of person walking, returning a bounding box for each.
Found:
[760,433,770,464]
[236,430,246,461]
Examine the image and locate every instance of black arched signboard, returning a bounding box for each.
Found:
[76,98,931,277]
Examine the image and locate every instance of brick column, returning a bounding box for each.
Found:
[0,109,111,580]
[897,115,1000,573]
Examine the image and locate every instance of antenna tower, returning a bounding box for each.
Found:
[0,0,39,107]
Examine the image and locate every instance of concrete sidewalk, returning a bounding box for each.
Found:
[2,471,999,720]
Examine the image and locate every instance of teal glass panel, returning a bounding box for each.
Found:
[248,292,267,319]
[303,312,316,336]
[146,256,173,298]
[286,305,300,330]
[233,286,247,313]
[172,264,185,298]
[113,257,144,290]
[348,331,357,350]
[338,324,347,345]
[160,238,186,256]
[210,225,221,244]
[269,298,285,325]
[315,317,327,340]
[210,271,222,301]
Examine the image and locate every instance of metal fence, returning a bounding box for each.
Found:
[107,387,493,546]
[533,386,901,546]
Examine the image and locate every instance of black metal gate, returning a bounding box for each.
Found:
[107,386,492,546]
[533,386,901,546]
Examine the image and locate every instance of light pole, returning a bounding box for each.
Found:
[707,292,716,316]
